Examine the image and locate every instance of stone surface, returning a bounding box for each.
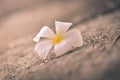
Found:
[0,0,120,80]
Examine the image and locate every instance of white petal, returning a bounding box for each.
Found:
[64,29,83,47]
[54,41,72,57]
[55,21,72,35]
[33,26,55,42]
[35,40,53,59]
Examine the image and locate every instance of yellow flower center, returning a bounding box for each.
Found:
[52,33,64,44]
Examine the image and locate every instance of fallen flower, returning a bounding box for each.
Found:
[33,21,83,59]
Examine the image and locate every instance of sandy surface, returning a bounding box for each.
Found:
[0,0,120,80]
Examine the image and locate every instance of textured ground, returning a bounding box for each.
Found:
[0,0,120,80]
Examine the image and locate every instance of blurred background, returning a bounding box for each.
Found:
[0,0,119,50]
[0,0,120,80]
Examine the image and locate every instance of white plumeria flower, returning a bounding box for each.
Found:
[33,21,83,59]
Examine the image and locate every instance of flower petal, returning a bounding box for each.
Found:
[54,41,72,57]
[35,40,53,59]
[55,21,72,35]
[33,26,55,42]
[64,29,83,47]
